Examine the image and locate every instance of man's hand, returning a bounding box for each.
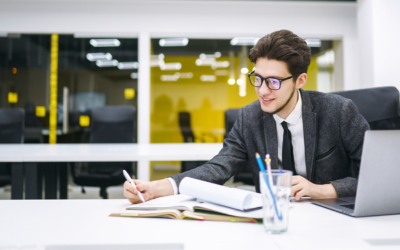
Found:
[123,179,174,204]
[291,176,337,201]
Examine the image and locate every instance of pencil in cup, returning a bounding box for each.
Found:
[255,153,282,221]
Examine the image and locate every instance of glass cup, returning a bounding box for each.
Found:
[259,170,292,234]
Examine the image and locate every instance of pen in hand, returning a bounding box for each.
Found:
[123,170,145,203]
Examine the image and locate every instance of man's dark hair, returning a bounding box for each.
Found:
[249,30,311,79]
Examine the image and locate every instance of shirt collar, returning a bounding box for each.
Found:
[273,89,302,125]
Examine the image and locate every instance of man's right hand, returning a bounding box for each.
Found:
[123,179,174,204]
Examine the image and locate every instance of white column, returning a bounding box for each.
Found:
[138,32,151,144]
[137,160,150,181]
[358,0,400,90]
[342,36,360,90]
[137,32,151,181]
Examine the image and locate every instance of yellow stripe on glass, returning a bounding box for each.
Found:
[49,34,58,144]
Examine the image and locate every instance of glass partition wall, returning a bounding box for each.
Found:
[149,37,336,180]
[0,35,139,143]
[0,34,336,182]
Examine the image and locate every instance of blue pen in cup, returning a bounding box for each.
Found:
[255,153,282,221]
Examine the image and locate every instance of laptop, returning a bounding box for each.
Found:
[311,130,400,217]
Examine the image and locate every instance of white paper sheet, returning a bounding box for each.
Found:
[179,177,261,211]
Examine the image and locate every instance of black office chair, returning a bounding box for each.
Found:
[177,112,212,172]
[223,109,254,185]
[71,106,136,199]
[0,109,25,188]
[332,86,400,130]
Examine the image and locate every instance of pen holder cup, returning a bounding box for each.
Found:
[259,170,292,234]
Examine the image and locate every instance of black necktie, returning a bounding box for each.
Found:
[281,121,297,175]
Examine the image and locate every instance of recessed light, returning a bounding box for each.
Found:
[230,37,259,46]
[90,39,120,47]
[96,60,118,67]
[86,53,112,61]
[305,39,321,47]
[159,38,189,47]
[118,62,139,70]
[200,75,216,82]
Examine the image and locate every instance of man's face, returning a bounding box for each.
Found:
[254,57,298,117]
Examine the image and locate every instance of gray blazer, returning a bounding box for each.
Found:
[170,89,370,198]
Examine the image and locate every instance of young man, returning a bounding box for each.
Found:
[124,30,369,203]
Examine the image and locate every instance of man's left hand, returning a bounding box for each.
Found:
[291,176,337,201]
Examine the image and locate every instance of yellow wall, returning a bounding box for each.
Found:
[150,55,258,143]
[150,54,319,144]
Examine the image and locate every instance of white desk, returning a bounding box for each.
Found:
[0,143,223,199]
[1,199,400,250]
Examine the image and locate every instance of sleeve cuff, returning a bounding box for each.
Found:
[166,177,178,195]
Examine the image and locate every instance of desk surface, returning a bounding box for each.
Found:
[0,143,223,162]
[1,199,399,250]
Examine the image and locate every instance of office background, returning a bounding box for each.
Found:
[0,0,398,199]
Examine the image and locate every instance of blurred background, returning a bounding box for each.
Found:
[0,0,398,199]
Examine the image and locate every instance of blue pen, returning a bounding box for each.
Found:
[256,153,282,220]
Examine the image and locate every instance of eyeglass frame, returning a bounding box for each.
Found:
[247,70,301,90]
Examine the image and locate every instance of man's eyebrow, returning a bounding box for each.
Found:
[254,71,284,79]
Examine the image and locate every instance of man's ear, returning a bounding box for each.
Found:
[296,73,307,89]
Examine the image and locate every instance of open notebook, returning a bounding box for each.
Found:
[110,177,263,222]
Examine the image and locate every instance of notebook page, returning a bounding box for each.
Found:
[127,194,195,210]
[194,202,263,219]
[179,177,253,211]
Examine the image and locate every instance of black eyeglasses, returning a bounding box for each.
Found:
[247,70,300,90]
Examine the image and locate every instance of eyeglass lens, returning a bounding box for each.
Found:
[249,75,280,89]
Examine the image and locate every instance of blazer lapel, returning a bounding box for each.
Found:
[262,114,278,169]
[300,90,318,181]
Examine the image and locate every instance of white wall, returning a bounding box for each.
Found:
[358,0,400,90]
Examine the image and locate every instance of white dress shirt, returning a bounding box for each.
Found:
[167,90,306,195]
[273,90,306,177]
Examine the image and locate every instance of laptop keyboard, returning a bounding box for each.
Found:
[340,204,355,210]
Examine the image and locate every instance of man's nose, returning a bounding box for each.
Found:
[258,80,272,95]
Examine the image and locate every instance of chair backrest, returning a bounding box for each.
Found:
[90,106,136,143]
[0,108,25,143]
[178,112,195,142]
[332,86,400,130]
[224,109,239,138]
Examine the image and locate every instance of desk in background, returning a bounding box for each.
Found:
[0,143,223,199]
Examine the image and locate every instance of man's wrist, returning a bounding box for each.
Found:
[152,179,174,199]
[317,184,338,199]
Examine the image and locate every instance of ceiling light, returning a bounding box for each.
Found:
[160,63,182,70]
[200,75,216,82]
[237,79,244,85]
[239,90,246,97]
[90,39,120,47]
[305,39,321,47]
[211,61,230,69]
[228,79,235,85]
[96,60,118,67]
[86,53,112,61]
[199,52,221,59]
[161,74,179,81]
[150,59,163,67]
[159,38,189,47]
[230,37,259,46]
[130,73,138,79]
[118,62,139,70]
[196,58,215,66]
[241,68,249,74]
